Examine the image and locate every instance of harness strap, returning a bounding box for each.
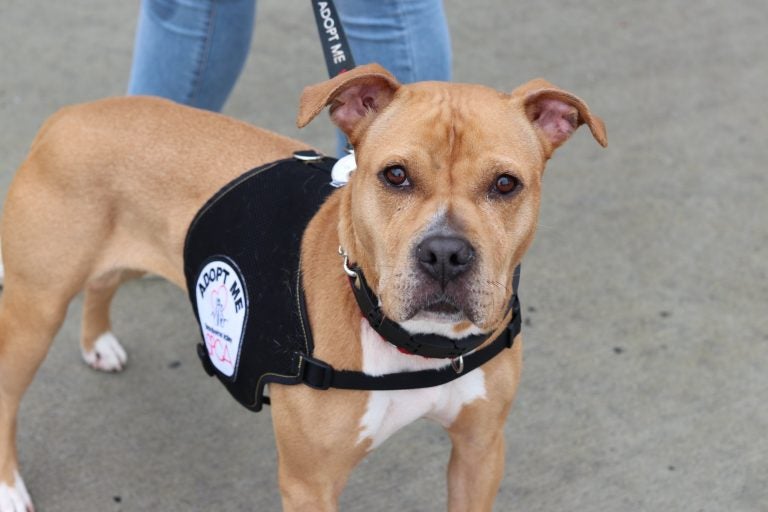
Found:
[297,295,521,390]
[347,266,490,359]
[293,247,523,391]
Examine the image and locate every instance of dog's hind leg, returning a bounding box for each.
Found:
[0,141,119,510]
[80,269,143,373]
[0,280,72,512]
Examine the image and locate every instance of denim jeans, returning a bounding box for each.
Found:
[127,0,452,153]
[128,0,256,112]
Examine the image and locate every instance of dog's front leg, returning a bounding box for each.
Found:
[271,386,370,511]
[446,418,507,512]
[445,346,522,512]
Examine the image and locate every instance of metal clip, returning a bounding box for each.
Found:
[338,246,358,278]
[451,355,464,374]
[293,150,324,162]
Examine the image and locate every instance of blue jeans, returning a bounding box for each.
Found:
[128,0,451,153]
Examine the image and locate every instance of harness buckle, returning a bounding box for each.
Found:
[298,353,334,390]
[338,246,358,278]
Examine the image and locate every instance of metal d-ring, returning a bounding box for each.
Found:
[338,246,358,278]
[451,355,464,374]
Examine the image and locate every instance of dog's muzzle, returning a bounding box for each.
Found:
[342,253,516,359]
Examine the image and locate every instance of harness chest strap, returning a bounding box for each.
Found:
[345,264,514,359]
[294,273,522,391]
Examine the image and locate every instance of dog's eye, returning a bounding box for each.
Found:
[382,166,410,187]
[494,174,521,195]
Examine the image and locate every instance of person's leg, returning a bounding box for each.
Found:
[335,0,452,154]
[128,0,256,111]
[337,0,451,82]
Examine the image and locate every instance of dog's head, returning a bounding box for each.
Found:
[298,64,606,335]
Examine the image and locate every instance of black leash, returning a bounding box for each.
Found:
[310,0,356,78]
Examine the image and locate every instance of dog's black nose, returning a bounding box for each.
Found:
[416,235,475,283]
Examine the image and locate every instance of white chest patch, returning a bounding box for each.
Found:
[357,319,487,450]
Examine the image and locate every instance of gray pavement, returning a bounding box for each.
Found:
[1,0,767,510]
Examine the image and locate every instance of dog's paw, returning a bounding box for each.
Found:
[0,471,34,512]
[82,332,127,372]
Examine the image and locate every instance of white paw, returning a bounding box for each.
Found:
[0,471,33,512]
[82,332,127,372]
[0,258,5,288]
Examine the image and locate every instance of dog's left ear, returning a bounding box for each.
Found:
[297,63,401,142]
[512,79,608,155]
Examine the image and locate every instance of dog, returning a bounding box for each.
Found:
[0,64,606,511]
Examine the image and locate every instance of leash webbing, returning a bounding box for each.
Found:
[310,0,356,78]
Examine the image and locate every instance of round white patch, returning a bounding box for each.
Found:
[195,259,248,379]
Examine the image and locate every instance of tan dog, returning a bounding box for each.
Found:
[0,64,606,511]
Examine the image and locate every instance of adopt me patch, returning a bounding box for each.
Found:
[195,258,248,379]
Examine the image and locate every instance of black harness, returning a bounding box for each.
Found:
[184,153,522,412]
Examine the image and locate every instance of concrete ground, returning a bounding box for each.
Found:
[1,0,767,510]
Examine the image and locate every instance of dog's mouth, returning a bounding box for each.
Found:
[423,298,461,316]
[410,295,468,323]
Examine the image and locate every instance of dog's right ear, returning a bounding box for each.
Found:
[297,63,400,142]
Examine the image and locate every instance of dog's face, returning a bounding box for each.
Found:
[298,65,606,334]
[348,83,544,332]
